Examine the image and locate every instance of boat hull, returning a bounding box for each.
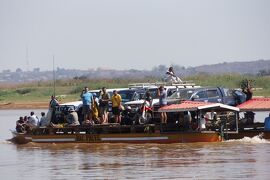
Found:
[11,132,221,144]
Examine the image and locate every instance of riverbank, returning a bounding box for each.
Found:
[0,102,48,109]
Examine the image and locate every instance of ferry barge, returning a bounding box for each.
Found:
[11,101,240,144]
[11,97,270,144]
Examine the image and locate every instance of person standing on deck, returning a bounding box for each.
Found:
[47,95,59,123]
[158,85,167,124]
[80,86,94,123]
[39,112,50,127]
[99,87,110,124]
[92,93,100,124]
[145,90,152,106]
[111,90,122,124]
[264,113,270,131]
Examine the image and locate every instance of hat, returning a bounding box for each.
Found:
[93,93,97,97]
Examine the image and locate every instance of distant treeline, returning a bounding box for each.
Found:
[1,74,270,103]
[258,69,270,76]
[1,59,270,83]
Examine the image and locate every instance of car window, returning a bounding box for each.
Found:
[147,88,158,98]
[195,91,207,98]
[207,90,219,98]
[167,88,177,97]
[118,90,135,102]
[169,89,196,99]
[223,88,233,97]
[133,92,140,101]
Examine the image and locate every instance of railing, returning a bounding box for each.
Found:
[128,81,198,89]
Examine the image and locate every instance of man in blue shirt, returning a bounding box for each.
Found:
[80,87,94,123]
[264,113,270,131]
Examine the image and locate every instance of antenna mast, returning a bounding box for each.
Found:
[53,55,56,97]
[26,45,29,71]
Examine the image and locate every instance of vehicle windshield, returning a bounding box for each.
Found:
[168,89,196,100]
[146,88,159,99]
[118,90,136,102]
[89,91,101,98]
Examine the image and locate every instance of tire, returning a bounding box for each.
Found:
[139,112,152,124]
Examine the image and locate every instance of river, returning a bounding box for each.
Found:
[1,109,270,180]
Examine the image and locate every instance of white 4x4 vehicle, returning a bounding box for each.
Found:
[125,86,175,107]
[124,82,200,121]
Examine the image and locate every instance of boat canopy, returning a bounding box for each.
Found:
[158,100,239,113]
[237,98,270,112]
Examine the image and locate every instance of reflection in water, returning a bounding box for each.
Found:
[1,110,270,179]
[8,142,269,179]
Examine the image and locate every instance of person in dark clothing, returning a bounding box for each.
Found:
[145,90,152,105]
[242,80,253,101]
[48,95,59,124]
[16,117,26,133]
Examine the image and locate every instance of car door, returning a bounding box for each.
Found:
[221,88,235,105]
[166,88,177,97]
[206,89,222,103]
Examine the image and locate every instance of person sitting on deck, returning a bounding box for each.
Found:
[66,107,80,126]
[39,112,50,127]
[16,116,26,133]
[183,111,191,130]
[165,66,182,83]
[199,115,206,131]
[264,113,270,131]
[28,111,39,127]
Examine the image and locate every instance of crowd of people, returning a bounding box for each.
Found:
[16,111,46,133]
[80,86,123,125]
[16,84,166,133]
[16,107,82,133]
[16,85,127,132]
[15,66,209,133]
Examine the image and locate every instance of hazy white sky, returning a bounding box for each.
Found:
[0,0,270,71]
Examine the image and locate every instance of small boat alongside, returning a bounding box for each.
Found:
[227,98,270,140]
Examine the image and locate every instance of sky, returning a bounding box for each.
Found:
[0,0,270,71]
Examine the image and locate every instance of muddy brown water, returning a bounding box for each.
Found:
[1,109,270,179]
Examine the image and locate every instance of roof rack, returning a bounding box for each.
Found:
[128,81,200,89]
[128,83,159,89]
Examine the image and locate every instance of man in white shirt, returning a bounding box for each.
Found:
[28,111,39,127]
